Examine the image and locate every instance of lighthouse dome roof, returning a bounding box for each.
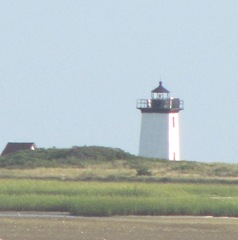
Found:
[151,81,170,93]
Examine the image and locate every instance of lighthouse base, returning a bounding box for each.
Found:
[138,112,180,161]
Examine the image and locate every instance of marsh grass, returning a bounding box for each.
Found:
[0,179,238,217]
[1,147,238,217]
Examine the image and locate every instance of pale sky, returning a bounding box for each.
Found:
[1,1,238,163]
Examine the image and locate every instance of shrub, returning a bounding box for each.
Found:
[0,146,134,168]
[136,166,152,176]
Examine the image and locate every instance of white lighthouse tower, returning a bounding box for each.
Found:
[137,82,184,160]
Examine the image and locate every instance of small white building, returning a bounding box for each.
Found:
[137,82,184,160]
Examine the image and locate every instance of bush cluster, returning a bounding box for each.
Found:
[0,146,133,168]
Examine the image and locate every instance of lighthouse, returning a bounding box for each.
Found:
[137,82,184,160]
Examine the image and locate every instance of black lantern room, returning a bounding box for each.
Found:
[137,82,184,113]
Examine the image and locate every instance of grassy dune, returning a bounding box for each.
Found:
[0,146,237,217]
[0,146,237,182]
[0,166,238,183]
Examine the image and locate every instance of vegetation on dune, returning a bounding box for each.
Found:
[0,146,237,182]
[0,146,133,168]
[0,146,238,217]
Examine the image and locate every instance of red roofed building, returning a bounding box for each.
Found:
[1,142,36,156]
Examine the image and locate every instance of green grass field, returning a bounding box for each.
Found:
[0,146,238,217]
[0,179,238,217]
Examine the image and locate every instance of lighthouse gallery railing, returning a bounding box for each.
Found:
[137,98,184,110]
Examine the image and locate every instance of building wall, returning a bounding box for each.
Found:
[139,112,181,160]
[139,113,169,159]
